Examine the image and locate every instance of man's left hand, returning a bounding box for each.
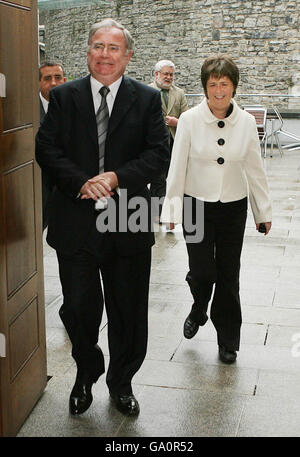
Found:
[256,221,272,235]
[165,116,178,127]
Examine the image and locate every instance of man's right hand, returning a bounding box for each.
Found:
[80,175,114,201]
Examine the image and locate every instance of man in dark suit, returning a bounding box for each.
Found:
[39,62,66,230]
[36,19,169,417]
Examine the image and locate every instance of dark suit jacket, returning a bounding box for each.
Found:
[40,97,46,122]
[36,75,169,255]
[40,97,54,230]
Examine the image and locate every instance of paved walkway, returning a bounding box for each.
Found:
[18,148,300,437]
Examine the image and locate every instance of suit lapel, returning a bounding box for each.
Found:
[108,76,137,137]
[70,75,138,147]
[71,75,98,147]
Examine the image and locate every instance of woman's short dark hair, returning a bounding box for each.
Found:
[201,54,239,97]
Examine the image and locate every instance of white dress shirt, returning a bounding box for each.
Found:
[90,75,122,206]
[161,98,272,224]
[90,75,122,115]
[40,92,49,113]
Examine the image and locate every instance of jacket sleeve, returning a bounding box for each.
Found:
[244,117,272,223]
[35,90,90,199]
[115,90,170,194]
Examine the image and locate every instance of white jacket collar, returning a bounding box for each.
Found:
[199,97,240,125]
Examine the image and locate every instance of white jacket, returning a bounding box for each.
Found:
[161,98,272,224]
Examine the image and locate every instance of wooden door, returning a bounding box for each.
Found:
[0,0,47,437]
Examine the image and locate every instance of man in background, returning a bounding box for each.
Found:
[149,59,188,222]
[39,62,66,229]
[39,62,66,121]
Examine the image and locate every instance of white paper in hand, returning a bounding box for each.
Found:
[95,197,108,211]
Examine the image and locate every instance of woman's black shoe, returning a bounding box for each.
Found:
[183,315,200,339]
[183,308,208,339]
[218,346,237,364]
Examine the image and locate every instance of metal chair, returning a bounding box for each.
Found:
[272,106,300,156]
[243,105,268,157]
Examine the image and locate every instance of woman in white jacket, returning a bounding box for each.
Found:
[161,55,272,364]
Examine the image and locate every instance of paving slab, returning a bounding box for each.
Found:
[17,148,300,437]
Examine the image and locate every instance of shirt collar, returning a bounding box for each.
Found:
[90,75,123,100]
[39,92,49,113]
[154,81,173,92]
[200,98,240,125]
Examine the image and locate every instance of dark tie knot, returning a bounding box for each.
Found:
[100,86,110,98]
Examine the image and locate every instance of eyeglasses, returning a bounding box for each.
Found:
[159,71,174,77]
[91,43,122,53]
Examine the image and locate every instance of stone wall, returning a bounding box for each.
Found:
[40,0,300,108]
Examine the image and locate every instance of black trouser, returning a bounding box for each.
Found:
[57,225,151,395]
[183,197,247,351]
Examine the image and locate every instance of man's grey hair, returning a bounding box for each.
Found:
[88,18,134,53]
[154,60,175,72]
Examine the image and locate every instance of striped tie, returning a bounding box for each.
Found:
[96,86,110,173]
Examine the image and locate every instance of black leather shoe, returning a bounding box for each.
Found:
[110,393,140,416]
[183,315,200,339]
[218,346,237,364]
[69,371,95,415]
